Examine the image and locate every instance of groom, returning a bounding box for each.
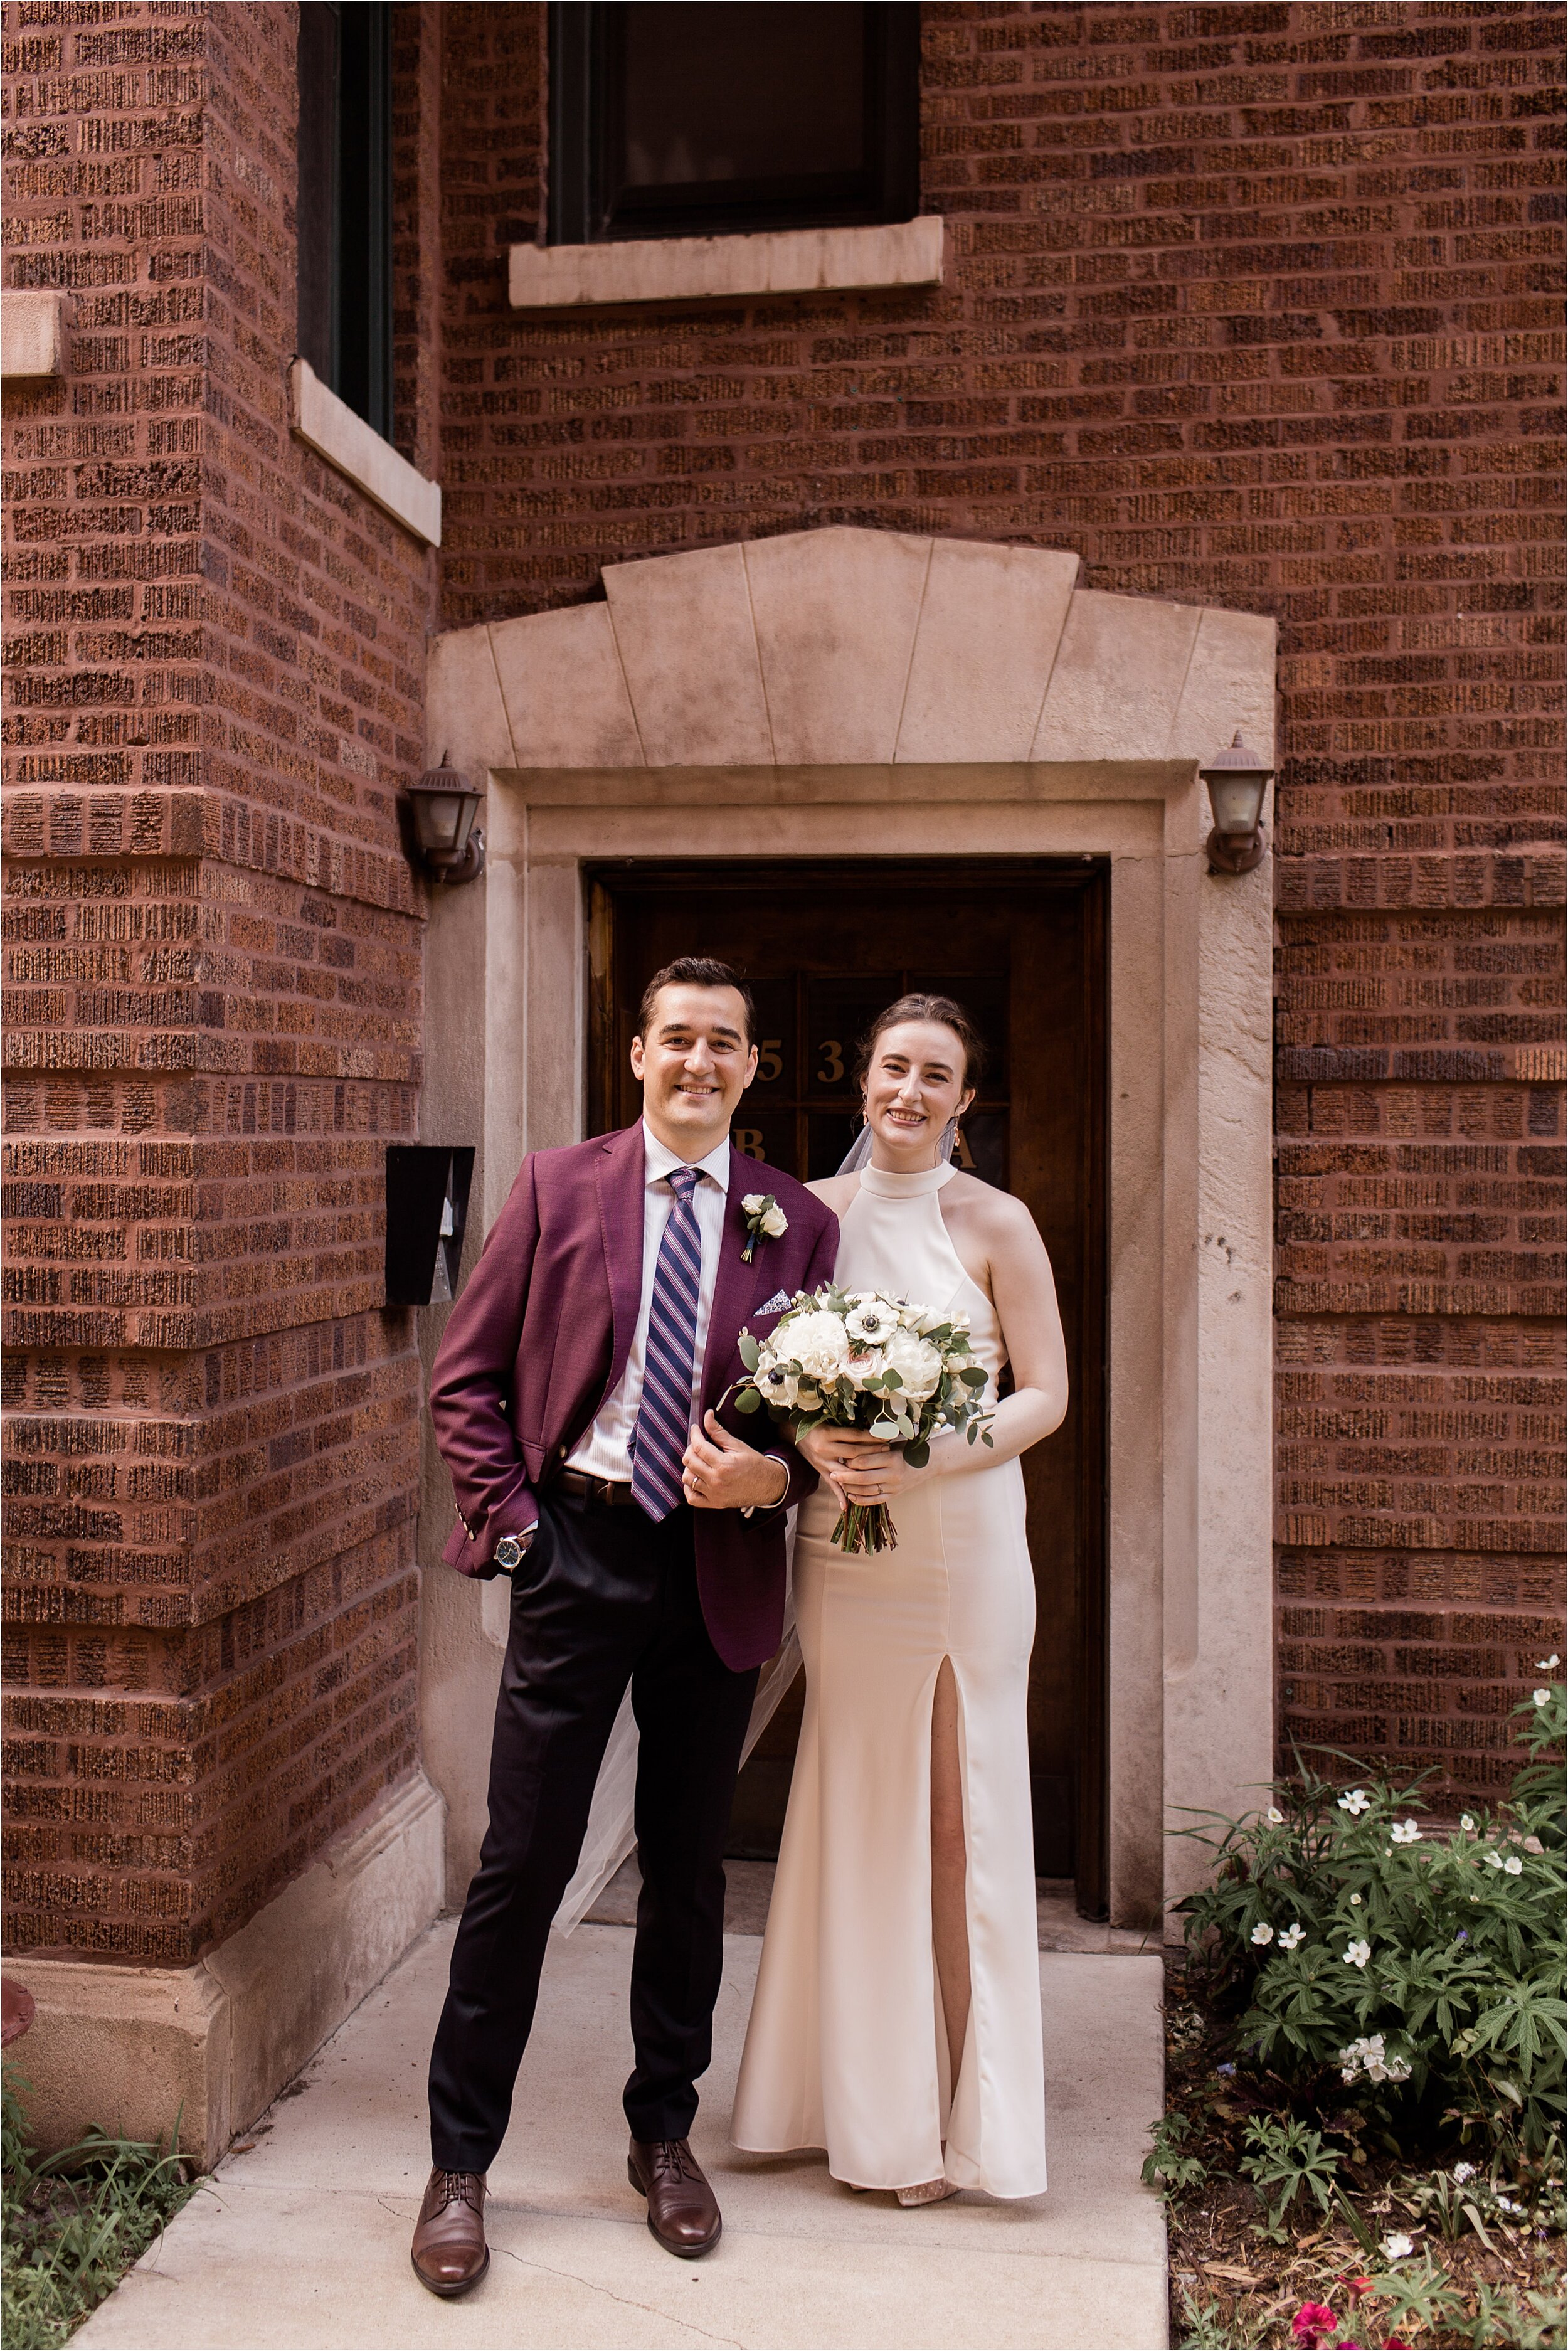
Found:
[411,957,837,2295]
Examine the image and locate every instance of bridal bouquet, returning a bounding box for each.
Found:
[734,1284,993,1554]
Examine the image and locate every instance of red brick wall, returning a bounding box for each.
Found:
[432,0,1564,1798]
[3,0,435,1961]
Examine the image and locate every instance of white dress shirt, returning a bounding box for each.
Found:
[567,1122,734,1484]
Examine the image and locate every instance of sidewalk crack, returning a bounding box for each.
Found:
[495,2243,742,2347]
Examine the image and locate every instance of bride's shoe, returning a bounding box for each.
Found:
[896,2178,959,2207]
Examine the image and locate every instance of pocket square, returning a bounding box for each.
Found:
[756,1289,793,1317]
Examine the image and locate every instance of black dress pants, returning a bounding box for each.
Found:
[427,1485,760,2173]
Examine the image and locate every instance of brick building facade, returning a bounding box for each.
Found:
[2,0,1562,2152]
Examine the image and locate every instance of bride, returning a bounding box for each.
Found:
[729,992,1069,2204]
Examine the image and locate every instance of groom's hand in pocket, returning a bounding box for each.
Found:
[681,1413,790,1512]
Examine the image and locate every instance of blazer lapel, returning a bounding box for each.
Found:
[596,1123,647,1394]
[699,1147,765,1410]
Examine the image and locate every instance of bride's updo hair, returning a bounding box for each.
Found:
[855,992,987,1092]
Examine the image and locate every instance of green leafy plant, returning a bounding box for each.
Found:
[3,2064,196,2350]
[1175,1677,1567,2155]
[1239,2113,1342,2238]
[1142,2108,1209,2197]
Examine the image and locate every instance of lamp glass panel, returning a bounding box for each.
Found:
[415,792,463,850]
[1209,773,1266,835]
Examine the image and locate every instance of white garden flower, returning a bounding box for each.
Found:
[787,1311,850,1381]
[1382,2232,1414,2261]
[1266,1807,1285,1823]
[1503,1854,1523,1876]
[845,1297,899,1348]
[1279,1923,1305,1951]
[1532,1688,1550,1706]
[1539,1655,1560,1670]
[879,1325,943,1403]
[1485,1849,1505,1871]
[1338,1788,1371,1815]
[1460,1814,1476,1832]
[1250,1923,1274,1946]
[760,1203,788,1238]
[1391,1818,1422,1844]
[1343,1938,1371,1968]
[1497,2194,1524,2216]
[1349,1892,1362,1905]
[1452,2162,1476,2184]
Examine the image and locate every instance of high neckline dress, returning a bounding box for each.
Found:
[731,1161,1048,2197]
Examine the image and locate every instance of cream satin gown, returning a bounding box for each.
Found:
[732,1162,1047,2197]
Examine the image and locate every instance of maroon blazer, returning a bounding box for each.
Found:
[427,1123,840,1672]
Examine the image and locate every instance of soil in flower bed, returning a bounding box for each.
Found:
[1158,1957,1566,2350]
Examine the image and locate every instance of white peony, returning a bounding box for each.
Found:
[880,1326,944,1403]
[786,1311,850,1381]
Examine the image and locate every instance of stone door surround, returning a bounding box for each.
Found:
[420,525,1276,1929]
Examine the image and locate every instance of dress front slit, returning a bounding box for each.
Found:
[731,1162,1047,2199]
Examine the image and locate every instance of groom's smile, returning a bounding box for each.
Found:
[632,980,758,1160]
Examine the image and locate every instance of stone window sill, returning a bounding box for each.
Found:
[2,290,68,378]
[509,216,944,311]
[288,358,442,547]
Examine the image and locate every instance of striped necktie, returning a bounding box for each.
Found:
[630,1164,704,1522]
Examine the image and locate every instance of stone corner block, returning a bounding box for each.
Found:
[8,1770,445,2171]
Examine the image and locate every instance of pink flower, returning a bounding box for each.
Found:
[1293,2307,1338,2348]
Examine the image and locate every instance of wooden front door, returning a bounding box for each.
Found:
[588,859,1108,1914]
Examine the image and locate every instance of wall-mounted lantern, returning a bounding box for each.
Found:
[1199,730,1273,875]
[405,752,485,884]
[386,1145,475,1306]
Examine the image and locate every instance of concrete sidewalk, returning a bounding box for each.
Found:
[78,1914,1167,2351]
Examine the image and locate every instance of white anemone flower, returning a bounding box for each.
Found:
[1338,1788,1372,1816]
[1391,1818,1422,1845]
[1539,1654,1560,1670]
[1460,1814,1476,1832]
[1343,1938,1371,1968]
[1278,1923,1305,1951]
[1532,1688,1550,1707]
[845,1297,899,1349]
[1382,2233,1414,2261]
[1503,1854,1523,1876]
[1266,1807,1285,1824]
[1250,1922,1274,1946]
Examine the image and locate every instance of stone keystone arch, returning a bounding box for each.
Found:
[418,524,1276,1933]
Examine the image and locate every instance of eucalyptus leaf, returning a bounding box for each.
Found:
[738,1334,760,1372]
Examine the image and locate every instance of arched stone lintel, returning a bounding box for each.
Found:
[426,524,1276,784]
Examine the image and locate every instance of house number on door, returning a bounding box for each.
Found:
[816,1039,844,1085]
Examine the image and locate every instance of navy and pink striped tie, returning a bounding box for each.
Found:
[631,1165,704,1522]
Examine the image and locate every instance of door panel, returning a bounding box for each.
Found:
[588,859,1108,1915]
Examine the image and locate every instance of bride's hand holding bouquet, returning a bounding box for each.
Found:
[733,1283,992,1554]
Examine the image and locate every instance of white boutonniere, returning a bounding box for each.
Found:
[741,1191,788,1263]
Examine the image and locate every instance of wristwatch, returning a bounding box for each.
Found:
[492,1532,529,1575]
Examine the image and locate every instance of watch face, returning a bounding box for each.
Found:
[495,1536,523,1572]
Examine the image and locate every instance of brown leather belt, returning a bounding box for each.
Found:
[553,1467,640,1508]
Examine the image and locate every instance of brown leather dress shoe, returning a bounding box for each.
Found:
[410,2167,489,2297]
[627,2136,722,2258]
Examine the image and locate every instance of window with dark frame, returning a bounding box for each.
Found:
[549,3,920,246]
[297,1,393,440]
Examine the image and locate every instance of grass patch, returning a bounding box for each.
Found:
[2,2064,198,2349]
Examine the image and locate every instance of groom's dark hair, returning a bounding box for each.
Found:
[637,957,756,1047]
